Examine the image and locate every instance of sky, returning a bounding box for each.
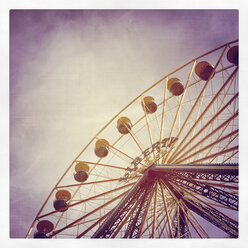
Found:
[8,8,241,242]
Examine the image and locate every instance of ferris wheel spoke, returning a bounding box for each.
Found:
[204,121,234,161]
[168,183,211,238]
[155,211,168,238]
[209,134,238,164]
[76,160,127,172]
[140,206,167,237]
[170,105,238,166]
[179,111,238,163]
[168,68,238,162]
[160,188,190,238]
[117,116,146,153]
[38,182,135,219]
[169,89,238,163]
[106,142,147,167]
[148,206,171,238]
[170,92,238,164]
[174,75,238,164]
[48,189,130,238]
[158,213,173,238]
[56,177,133,189]
[216,64,236,75]
[191,145,238,164]
[52,185,83,231]
[162,61,196,163]
[151,181,158,238]
[161,180,206,238]
[138,196,176,238]
[159,78,168,158]
[179,201,209,238]
[184,211,193,238]
[222,150,238,164]
[173,203,196,239]
[141,96,156,160]
[158,179,174,238]
[76,208,115,238]
[73,216,105,228]
[174,129,238,164]
[216,72,237,112]
[163,47,228,164]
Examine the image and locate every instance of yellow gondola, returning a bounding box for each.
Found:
[141,96,157,114]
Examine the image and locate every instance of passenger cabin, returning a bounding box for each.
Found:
[56,189,71,201]
[167,78,184,96]
[33,231,47,238]
[141,96,157,114]
[117,117,132,134]
[227,46,238,66]
[53,199,68,212]
[53,190,71,212]
[34,220,54,238]
[94,139,110,158]
[74,162,90,182]
[195,61,215,81]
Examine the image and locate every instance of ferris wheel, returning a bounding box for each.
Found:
[26,40,239,239]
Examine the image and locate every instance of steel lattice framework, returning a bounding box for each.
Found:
[91,164,238,238]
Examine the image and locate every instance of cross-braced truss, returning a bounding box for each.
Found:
[91,163,238,238]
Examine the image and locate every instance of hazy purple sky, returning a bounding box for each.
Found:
[10,10,238,239]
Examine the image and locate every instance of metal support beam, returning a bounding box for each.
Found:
[123,182,155,238]
[150,163,238,175]
[184,199,238,237]
[163,180,238,238]
[91,174,156,238]
[168,175,238,210]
